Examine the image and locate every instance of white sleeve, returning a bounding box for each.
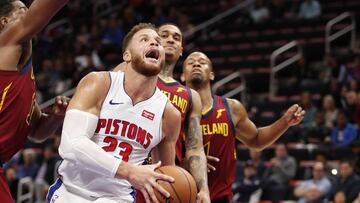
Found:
[58,109,122,178]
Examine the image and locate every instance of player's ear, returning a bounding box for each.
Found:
[180,73,185,82]
[0,17,9,29]
[210,71,215,81]
[123,50,131,62]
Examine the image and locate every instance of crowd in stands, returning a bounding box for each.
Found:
[3,0,360,202]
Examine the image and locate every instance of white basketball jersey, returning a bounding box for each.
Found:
[58,71,168,202]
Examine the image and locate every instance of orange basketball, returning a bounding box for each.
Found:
[155,165,197,203]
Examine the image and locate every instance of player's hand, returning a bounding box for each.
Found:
[282,104,305,126]
[127,161,174,203]
[206,155,219,172]
[196,190,211,203]
[53,96,70,116]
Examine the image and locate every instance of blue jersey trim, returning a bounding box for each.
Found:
[222,96,236,135]
[46,178,62,203]
[20,59,32,75]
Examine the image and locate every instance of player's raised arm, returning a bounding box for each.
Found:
[184,90,210,202]
[151,102,181,165]
[229,99,305,151]
[0,0,69,45]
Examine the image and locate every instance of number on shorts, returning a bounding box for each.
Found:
[203,141,210,156]
[102,136,133,161]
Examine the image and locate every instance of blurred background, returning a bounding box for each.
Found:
[4,0,360,202]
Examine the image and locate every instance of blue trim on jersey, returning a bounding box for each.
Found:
[222,97,236,135]
[20,59,32,75]
[202,95,216,119]
[130,187,136,203]
[46,178,62,203]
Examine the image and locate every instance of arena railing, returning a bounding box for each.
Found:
[325,12,356,53]
[17,177,34,203]
[269,41,302,99]
[212,71,247,105]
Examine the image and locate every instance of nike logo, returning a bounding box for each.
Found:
[109,99,123,105]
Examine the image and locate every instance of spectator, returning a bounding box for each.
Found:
[5,168,18,199]
[304,152,338,182]
[249,149,267,178]
[329,160,360,202]
[294,162,331,203]
[330,110,358,147]
[262,143,297,201]
[299,91,317,128]
[298,0,321,19]
[322,94,339,128]
[334,191,347,203]
[342,90,360,124]
[233,161,261,203]
[304,111,331,144]
[16,149,40,180]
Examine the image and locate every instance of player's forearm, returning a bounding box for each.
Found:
[184,116,209,192]
[250,117,289,150]
[29,113,63,142]
[185,150,209,193]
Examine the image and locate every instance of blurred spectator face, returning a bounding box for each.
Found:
[334,191,346,203]
[244,164,256,178]
[250,149,261,161]
[324,54,337,68]
[5,168,17,181]
[323,95,335,110]
[346,91,357,105]
[41,59,53,72]
[43,147,55,161]
[314,111,325,125]
[312,162,325,180]
[339,162,353,178]
[23,149,35,166]
[349,80,358,91]
[315,153,327,165]
[300,91,312,108]
[158,24,183,63]
[336,112,347,128]
[275,144,287,159]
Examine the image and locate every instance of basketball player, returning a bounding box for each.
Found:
[47,23,181,203]
[0,0,69,202]
[182,52,305,203]
[114,24,210,202]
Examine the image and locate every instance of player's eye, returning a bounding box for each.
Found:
[141,38,148,42]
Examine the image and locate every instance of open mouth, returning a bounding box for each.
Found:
[145,49,160,62]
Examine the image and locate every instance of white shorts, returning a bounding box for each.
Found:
[46,179,135,203]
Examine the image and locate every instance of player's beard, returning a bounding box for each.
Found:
[132,53,164,77]
[190,74,204,86]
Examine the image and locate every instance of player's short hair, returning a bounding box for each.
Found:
[0,0,15,17]
[122,23,157,54]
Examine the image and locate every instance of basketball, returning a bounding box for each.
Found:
[155,165,197,203]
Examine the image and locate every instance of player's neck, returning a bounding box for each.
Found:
[159,61,176,80]
[123,66,157,104]
[193,83,213,111]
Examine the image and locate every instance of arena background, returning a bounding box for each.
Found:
[3,0,360,202]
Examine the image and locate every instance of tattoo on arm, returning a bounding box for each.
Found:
[185,116,208,191]
[185,117,200,150]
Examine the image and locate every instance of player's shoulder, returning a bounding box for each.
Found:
[77,71,111,95]
[224,97,245,113]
